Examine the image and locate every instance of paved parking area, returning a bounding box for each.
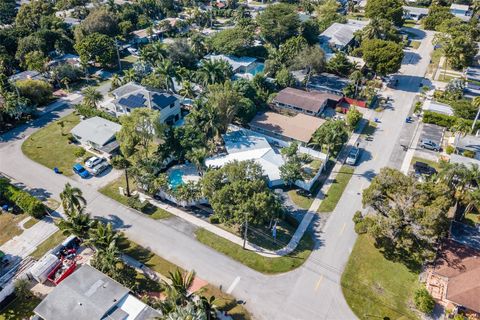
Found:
[71,166,122,190]
[417,123,445,151]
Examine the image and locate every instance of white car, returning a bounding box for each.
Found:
[346,147,360,165]
[419,139,440,152]
[85,156,103,168]
[127,47,139,56]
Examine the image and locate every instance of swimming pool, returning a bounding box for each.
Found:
[249,63,265,76]
[168,169,184,188]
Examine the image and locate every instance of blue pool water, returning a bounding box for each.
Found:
[249,63,265,76]
[169,169,184,188]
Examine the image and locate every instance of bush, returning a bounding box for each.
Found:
[414,287,435,314]
[127,195,147,212]
[463,150,475,158]
[16,79,53,106]
[1,179,46,218]
[75,104,119,123]
[353,211,369,234]
[445,145,455,155]
[423,111,480,131]
[209,215,220,224]
[67,133,76,144]
[346,107,362,128]
[74,147,86,158]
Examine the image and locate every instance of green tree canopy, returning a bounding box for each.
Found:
[422,5,454,30]
[208,27,255,56]
[74,8,119,41]
[0,0,17,25]
[15,0,54,32]
[357,39,403,76]
[75,32,116,67]
[16,79,53,106]
[315,0,347,31]
[256,3,300,48]
[365,0,404,27]
[310,120,348,153]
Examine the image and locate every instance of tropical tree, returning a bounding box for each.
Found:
[196,60,233,87]
[86,221,118,250]
[60,183,86,215]
[111,74,122,90]
[280,157,303,186]
[90,241,122,276]
[167,269,195,303]
[123,68,137,83]
[57,208,93,239]
[472,96,480,131]
[154,60,176,92]
[140,41,167,66]
[185,148,208,173]
[309,120,349,154]
[256,3,300,48]
[179,81,196,99]
[82,87,103,108]
[349,70,363,98]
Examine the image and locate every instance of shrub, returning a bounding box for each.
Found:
[209,215,220,224]
[67,133,76,144]
[445,145,455,155]
[346,107,362,128]
[423,111,480,131]
[1,180,46,219]
[463,150,475,158]
[75,104,119,123]
[127,195,147,212]
[74,147,86,158]
[414,287,435,314]
[353,211,369,234]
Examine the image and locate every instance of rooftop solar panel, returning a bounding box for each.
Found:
[118,93,146,108]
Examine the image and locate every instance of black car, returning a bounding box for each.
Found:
[413,161,437,176]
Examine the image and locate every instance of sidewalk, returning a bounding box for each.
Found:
[145,117,369,258]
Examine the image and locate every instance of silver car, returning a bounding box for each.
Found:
[85,156,103,168]
[419,139,440,151]
[91,162,110,176]
[346,147,360,165]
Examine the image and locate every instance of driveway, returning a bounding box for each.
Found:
[0,29,436,319]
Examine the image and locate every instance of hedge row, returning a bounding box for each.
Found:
[423,111,480,131]
[0,178,46,218]
[75,105,119,123]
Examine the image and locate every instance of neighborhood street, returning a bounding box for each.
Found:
[0,30,435,320]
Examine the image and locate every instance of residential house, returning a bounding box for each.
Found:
[272,87,342,117]
[249,111,325,145]
[70,116,121,157]
[453,134,480,159]
[307,73,351,96]
[450,4,472,22]
[422,100,454,116]
[205,128,327,190]
[108,82,182,124]
[48,54,81,68]
[203,54,265,79]
[403,6,429,21]
[131,28,155,45]
[465,67,480,98]
[425,240,480,317]
[34,264,161,320]
[319,20,368,54]
[8,70,47,83]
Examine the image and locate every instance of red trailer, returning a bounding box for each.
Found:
[47,258,76,285]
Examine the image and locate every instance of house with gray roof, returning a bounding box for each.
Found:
[450,3,472,22]
[454,134,480,159]
[108,82,182,125]
[403,6,429,21]
[319,20,368,54]
[34,264,161,320]
[70,116,121,157]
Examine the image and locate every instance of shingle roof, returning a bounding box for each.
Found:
[70,116,121,147]
[34,265,130,320]
[273,87,341,113]
[249,111,325,143]
[432,240,480,313]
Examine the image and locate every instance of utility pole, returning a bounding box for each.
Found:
[471,107,480,134]
[115,39,122,72]
[243,212,248,249]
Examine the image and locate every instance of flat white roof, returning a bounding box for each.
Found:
[70,116,121,147]
[423,100,454,116]
[204,54,257,72]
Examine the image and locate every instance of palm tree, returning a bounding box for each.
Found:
[349,70,363,98]
[196,60,233,87]
[186,148,208,173]
[154,60,176,92]
[362,18,382,40]
[189,33,206,57]
[452,119,471,149]
[86,221,118,250]
[82,87,103,108]
[60,183,86,216]
[91,241,122,275]
[123,68,137,83]
[442,41,457,79]
[140,42,167,66]
[179,81,196,99]
[166,269,196,303]
[111,74,122,90]
[57,208,93,240]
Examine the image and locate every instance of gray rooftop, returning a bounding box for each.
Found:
[455,134,480,153]
[8,70,46,82]
[71,116,121,147]
[34,265,130,320]
[319,20,367,50]
[402,6,429,15]
[111,82,178,111]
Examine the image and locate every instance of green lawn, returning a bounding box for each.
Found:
[21,113,85,176]
[0,295,41,320]
[341,235,420,320]
[0,213,26,246]
[438,73,458,83]
[30,229,67,260]
[317,165,355,213]
[23,217,39,229]
[410,156,440,171]
[403,20,417,27]
[287,189,313,210]
[195,228,313,274]
[99,176,171,220]
[410,40,421,49]
[118,236,251,319]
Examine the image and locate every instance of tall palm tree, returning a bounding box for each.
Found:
[362,18,382,40]
[60,183,86,216]
[349,70,363,98]
[196,60,233,87]
[154,60,176,92]
[185,148,208,173]
[86,221,118,250]
[179,80,196,99]
[91,241,122,275]
[82,87,103,108]
[140,42,167,66]
[123,68,137,83]
[111,74,122,90]
[57,208,93,240]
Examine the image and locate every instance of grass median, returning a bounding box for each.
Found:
[341,235,420,320]
[30,229,67,260]
[195,228,314,274]
[317,165,354,213]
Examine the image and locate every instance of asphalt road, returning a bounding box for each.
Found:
[0,29,435,319]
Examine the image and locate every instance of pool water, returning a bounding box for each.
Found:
[168,169,184,188]
[249,63,265,76]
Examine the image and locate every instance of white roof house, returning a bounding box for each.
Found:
[422,100,454,116]
[70,116,121,153]
[203,54,257,73]
[205,130,285,186]
[319,20,368,53]
[450,4,471,21]
[403,6,429,20]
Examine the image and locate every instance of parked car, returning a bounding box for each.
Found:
[127,47,139,56]
[413,161,437,176]
[419,139,440,151]
[85,156,104,168]
[346,147,361,165]
[91,162,110,176]
[73,163,89,178]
